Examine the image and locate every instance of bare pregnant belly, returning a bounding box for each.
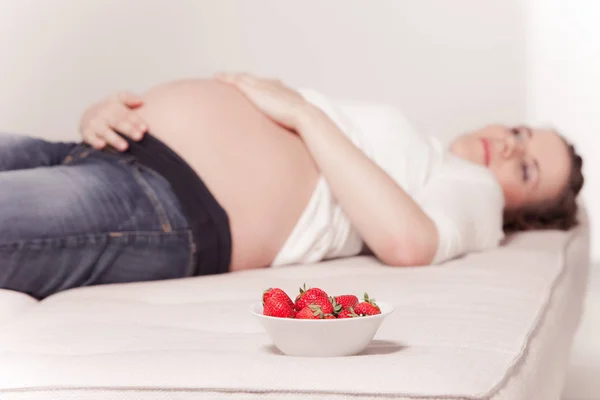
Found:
[134,79,319,270]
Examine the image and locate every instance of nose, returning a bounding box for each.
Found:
[501,134,524,159]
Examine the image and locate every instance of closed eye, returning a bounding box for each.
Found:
[512,126,533,140]
[512,127,525,140]
[521,162,530,182]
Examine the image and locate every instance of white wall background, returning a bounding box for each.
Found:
[0,0,526,145]
[527,0,600,262]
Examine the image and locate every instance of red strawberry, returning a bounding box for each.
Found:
[308,296,334,315]
[331,295,359,315]
[296,304,326,319]
[337,307,359,319]
[323,314,336,319]
[354,302,380,316]
[263,288,295,318]
[294,283,329,312]
[263,288,293,306]
[354,292,381,316]
[335,295,359,309]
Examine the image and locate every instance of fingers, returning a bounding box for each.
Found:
[126,114,147,139]
[86,118,129,151]
[215,73,285,93]
[106,91,148,139]
[101,127,129,151]
[116,91,144,108]
[80,91,149,151]
[107,112,145,141]
[82,128,106,150]
[239,73,257,83]
[215,72,257,85]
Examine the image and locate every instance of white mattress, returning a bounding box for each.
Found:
[0,214,589,400]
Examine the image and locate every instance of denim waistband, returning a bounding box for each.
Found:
[103,134,232,275]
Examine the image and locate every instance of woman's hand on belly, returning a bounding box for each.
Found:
[214,72,309,131]
[80,92,149,151]
[217,73,437,266]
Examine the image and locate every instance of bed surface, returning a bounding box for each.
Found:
[0,216,589,400]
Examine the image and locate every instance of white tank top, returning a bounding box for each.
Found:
[271,89,505,266]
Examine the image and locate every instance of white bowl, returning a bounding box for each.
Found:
[251,301,394,357]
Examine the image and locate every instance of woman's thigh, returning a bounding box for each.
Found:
[0,147,194,299]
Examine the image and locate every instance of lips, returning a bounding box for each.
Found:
[481,138,491,166]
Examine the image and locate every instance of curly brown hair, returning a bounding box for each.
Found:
[503,138,584,232]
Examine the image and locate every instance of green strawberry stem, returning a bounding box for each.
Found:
[364,292,377,305]
[363,292,380,311]
[299,283,307,295]
[330,296,343,315]
[308,304,324,318]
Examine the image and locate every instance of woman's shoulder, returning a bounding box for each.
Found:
[418,151,505,236]
[419,154,506,263]
[441,151,504,200]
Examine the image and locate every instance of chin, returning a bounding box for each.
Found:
[450,136,482,165]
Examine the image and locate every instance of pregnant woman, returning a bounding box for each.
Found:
[0,73,584,299]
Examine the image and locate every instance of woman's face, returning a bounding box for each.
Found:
[450,125,571,211]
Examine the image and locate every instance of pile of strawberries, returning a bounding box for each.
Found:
[263,284,381,319]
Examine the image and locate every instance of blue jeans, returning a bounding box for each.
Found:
[0,134,194,299]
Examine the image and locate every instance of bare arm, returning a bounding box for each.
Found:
[294,106,438,266]
[215,72,438,266]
